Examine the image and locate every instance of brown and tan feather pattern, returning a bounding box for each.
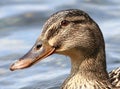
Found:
[109,67,120,88]
[10,9,120,89]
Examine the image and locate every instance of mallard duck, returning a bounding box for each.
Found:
[10,9,120,89]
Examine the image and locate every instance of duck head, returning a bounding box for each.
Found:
[10,9,105,71]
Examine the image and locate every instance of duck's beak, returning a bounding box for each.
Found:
[10,42,55,71]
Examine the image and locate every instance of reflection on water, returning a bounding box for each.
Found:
[0,0,120,89]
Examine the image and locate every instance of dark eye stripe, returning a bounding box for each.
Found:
[46,28,55,40]
[46,20,85,40]
[71,20,86,24]
[46,26,60,40]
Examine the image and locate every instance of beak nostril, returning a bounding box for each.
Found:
[36,44,42,50]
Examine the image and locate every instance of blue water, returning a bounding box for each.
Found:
[0,0,120,89]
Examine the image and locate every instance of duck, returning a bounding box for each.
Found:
[10,9,120,89]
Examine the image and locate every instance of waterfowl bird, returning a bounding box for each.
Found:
[10,9,120,89]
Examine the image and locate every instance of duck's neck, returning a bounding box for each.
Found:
[73,49,107,74]
[71,48,108,79]
[62,48,110,89]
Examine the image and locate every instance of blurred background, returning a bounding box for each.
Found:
[0,0,120,89]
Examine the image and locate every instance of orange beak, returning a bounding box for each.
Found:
[10,42,55,71]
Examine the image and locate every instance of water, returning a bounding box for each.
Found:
[0,0,120,89]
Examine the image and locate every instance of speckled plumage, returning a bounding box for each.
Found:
[109,67,120,88]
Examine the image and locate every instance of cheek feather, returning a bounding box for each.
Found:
[48,37,57,47]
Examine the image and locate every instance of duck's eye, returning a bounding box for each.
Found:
[36,44,42,50]
[61,20,70,26]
